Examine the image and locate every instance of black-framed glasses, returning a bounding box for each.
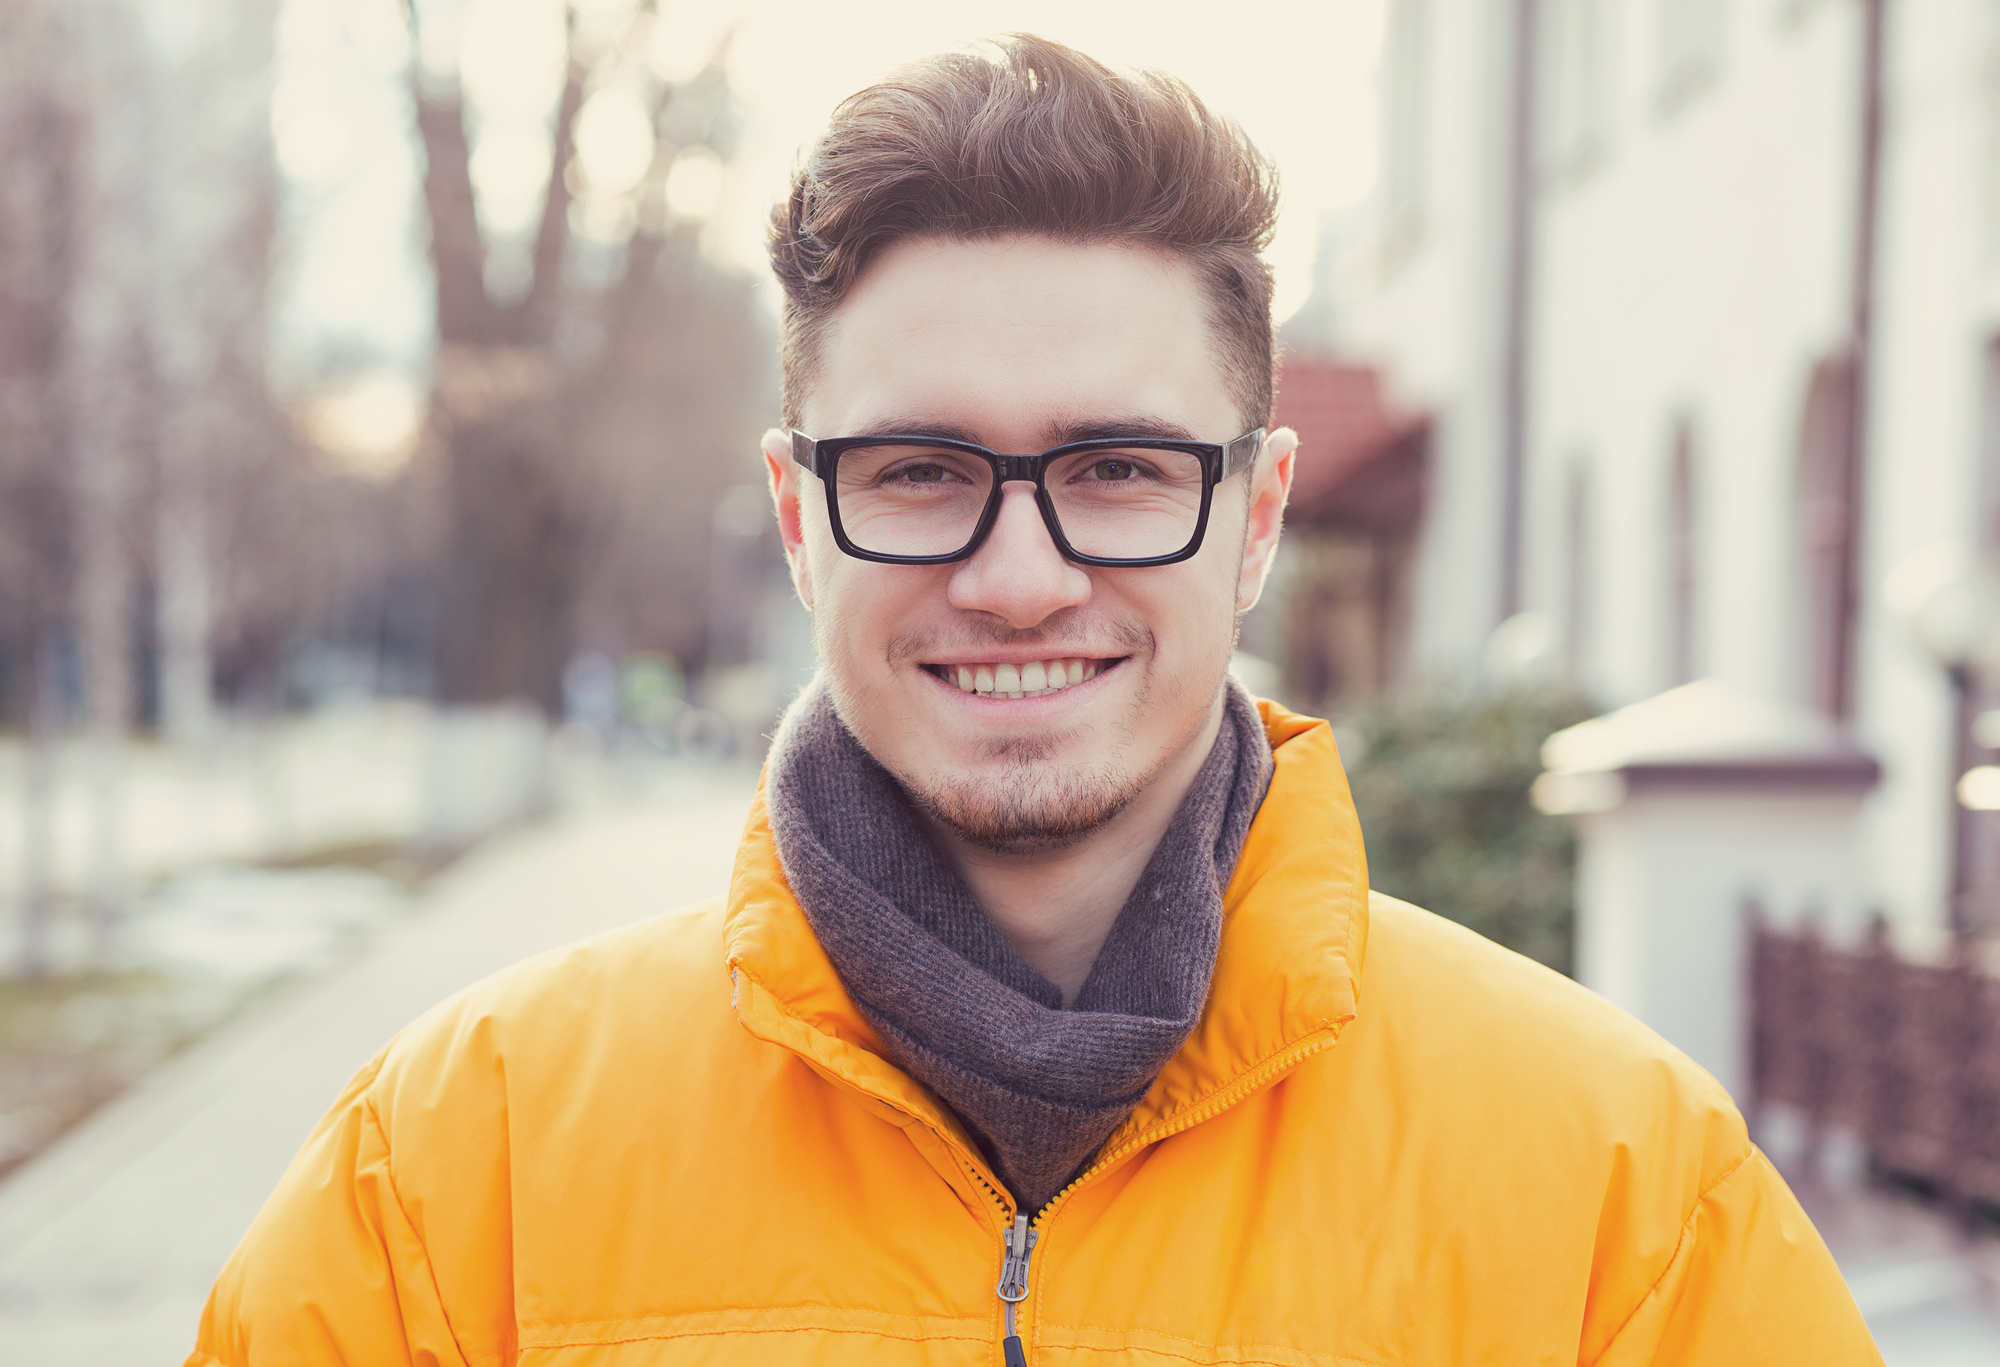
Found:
[789,428,1264,566]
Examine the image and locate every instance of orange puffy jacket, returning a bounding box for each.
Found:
[190,703,1881,1366]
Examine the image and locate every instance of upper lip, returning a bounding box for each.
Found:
[918,649,1125,667]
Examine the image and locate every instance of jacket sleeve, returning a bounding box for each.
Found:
[185,1054,468,1367]
[1590,1147,1883,1367]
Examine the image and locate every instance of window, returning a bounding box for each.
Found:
[1564,457,1595,688]
[1985,15,2000,272]
[1382,0,1433,250]
[1795,352,1856,718]
[1666,419,1700,687]
[1543,0,1617,180]
[1655,0,1728,113]
[1981,338,2000,545]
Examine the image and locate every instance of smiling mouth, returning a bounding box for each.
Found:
[922,656,1123,699]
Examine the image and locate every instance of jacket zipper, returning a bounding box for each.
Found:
[996,1212,1037,1366]
[977,1034,1339,1365]
[1034,1030,1341,1225]
[733,967,1342,1364]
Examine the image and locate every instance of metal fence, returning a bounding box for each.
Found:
[1749,912,2000,1209]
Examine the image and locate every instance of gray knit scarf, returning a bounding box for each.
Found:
[767,680,1273,1212]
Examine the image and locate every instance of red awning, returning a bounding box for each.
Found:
[1273,358,1430,533]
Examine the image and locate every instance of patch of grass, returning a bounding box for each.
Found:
[0,970,249,1179]
[0,839,457,1180]
[257,837,451,892]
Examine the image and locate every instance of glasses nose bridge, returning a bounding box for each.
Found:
[991,452,1043,485]
[973,456,1066,563]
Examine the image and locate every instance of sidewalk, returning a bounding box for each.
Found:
[0,762,757,1365]
[0,706,436,912]
[1795,1169,2000,1367]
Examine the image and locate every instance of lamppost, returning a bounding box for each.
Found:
[1885,546,2000,939]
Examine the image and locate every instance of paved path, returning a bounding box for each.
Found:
[0,764,756,1365]
[1794,1168,2000,1367]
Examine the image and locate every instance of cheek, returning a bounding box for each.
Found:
[1129,563,1240,671]
[807,559,908,673]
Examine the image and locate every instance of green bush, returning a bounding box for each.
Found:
[1333,688,1597,976]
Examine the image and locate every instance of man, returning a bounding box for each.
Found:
[191,36,1880,1367]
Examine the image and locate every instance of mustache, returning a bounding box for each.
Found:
[885,616,1154,664]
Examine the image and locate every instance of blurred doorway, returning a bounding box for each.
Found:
[1272,359,1431,711]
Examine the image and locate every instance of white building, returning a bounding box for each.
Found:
[1331,0,2000,958]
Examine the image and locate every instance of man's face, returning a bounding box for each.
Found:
[765,235,1292,852]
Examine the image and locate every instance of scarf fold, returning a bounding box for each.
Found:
[767,680,1273,1212]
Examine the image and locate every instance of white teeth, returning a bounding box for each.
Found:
[940,657,1109,698]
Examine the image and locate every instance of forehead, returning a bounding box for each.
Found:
[805,236,1237,444]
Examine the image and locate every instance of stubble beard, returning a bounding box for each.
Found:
[823,614,1181,855]
[895,648,1233,855]
[908,730,1151,855]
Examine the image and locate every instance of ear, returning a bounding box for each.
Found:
[1236,426,1297,613]
[763,428,814,612]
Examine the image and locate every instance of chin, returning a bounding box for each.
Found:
[904,757,1143,855]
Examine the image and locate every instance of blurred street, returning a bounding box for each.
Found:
[0,759,756,1364]
[1787,1157,2000,1366]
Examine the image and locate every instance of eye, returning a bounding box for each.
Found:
[878,458,973,487]
[1089,459,1141,482]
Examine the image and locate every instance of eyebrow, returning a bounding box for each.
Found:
[843,414,1204,450]
[1047,415,1202,445]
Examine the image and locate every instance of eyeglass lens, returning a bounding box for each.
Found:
[832,444,1208,560]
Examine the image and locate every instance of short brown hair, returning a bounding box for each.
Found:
[768,35,1280,429]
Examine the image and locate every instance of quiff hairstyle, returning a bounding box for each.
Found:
[768,34,1281,430]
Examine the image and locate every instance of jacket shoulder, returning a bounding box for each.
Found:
[365,899,738,1115]
[1356,891,1749,1182]
[1318,893,1796,1360]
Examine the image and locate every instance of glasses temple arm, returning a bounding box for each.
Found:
[790,430,818,474]
[1222,428,1265,479]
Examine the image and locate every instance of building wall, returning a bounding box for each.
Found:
[1530,4,1852,705]
[1337,0,1518,681]
[1336,0,2000,946]
[1859,0,1995,943]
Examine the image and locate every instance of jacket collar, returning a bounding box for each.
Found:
[723,699,1369,1159]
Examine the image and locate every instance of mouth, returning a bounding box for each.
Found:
[920,656,1124,700]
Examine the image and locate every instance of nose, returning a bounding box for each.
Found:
[946,481,1091,627]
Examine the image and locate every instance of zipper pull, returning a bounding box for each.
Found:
[996,1214,1037,1366]
[996,1215,1034,1302]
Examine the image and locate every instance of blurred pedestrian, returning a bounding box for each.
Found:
[188,35,1879,1367]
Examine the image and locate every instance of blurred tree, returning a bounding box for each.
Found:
[563,233,773,676]
[49,0,152,953]
[0,0,291,968]
[144,0,283,749]
[404,0,772,714]
[1336,688,1596,974]
[0,0,80,975]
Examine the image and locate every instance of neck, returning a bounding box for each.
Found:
[923,692,1228,1004]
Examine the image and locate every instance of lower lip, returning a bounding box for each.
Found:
[923,660,1125,708]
